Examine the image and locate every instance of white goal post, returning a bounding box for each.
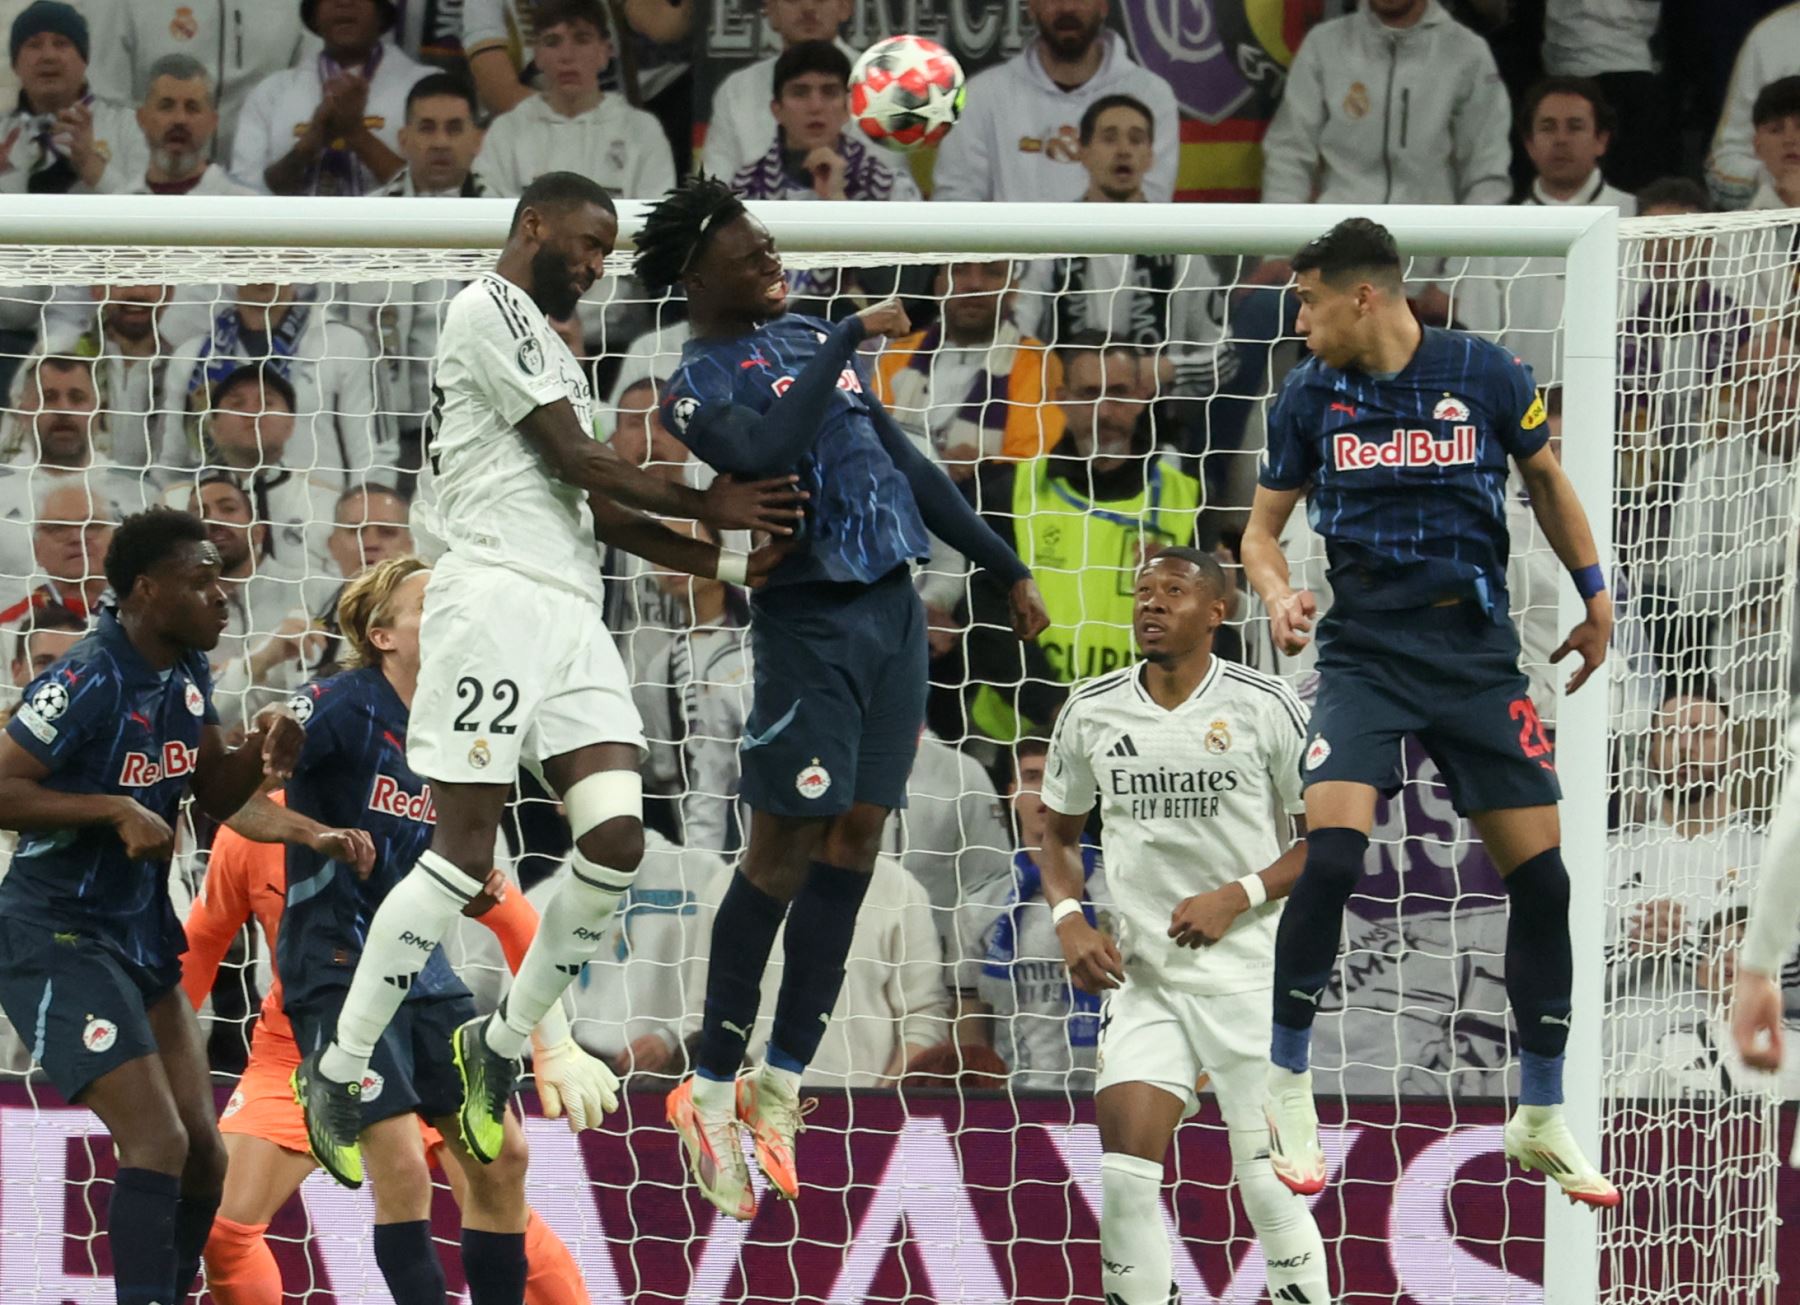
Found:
[0,192,1789,1305]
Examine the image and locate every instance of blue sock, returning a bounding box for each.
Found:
[462,1228,527,1305]
[696,870,789,1079]
[1503,848,1574,1106]
[372,1220,446,1305]
[1270,828,1368,1035]
[770,862,872,1068]
[172,1191,220,1302]
[109,1168,179,1305]
[1271,1024,1312,1075]
[765,1042,806,1075]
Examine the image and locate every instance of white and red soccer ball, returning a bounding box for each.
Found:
[849,35,966,153]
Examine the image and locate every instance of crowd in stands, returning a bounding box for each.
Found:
[0,0,1791,1100]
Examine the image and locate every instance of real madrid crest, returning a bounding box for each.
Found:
[468,738,492,769]
[1204,719,1231,754]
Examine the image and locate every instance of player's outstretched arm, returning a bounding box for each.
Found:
[224,792,377,877]
[864,391,1049,640]
[1516,445,1613,693]
[516,400,806,535]
[589,494,788,586]
[0,733,173,858]
[1170,818,1310,948]
[1243,485,1316,656]
[1043,807,1124,994]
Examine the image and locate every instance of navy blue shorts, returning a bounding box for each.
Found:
[0,917,181,1103]
[287,989,477,1128]
[741,566,927,819]
[1303,603,1561,815]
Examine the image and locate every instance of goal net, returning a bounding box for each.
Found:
[0,196,1789,1305]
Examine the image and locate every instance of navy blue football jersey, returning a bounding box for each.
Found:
[275,667,465,1008]
[1,610,218,970]
[1259,328,1550,611]
[662,312,930,588]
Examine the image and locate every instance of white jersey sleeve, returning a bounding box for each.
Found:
[1042,694,1097,816]
[442,281,571,424]
[1262,676,1309,815]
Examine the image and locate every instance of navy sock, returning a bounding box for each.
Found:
[372,1220,447,1305]
[172,1191,219,1302]
[770,862,873,1068]
[696,870,789,1079]
[1270,827,1369,1062]
[462,1229,527,1305]
[1503,847,1574,1106]
[109,1167,179,1305]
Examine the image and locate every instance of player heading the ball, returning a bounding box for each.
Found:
[1242,217,1619,1208]
[295,171,806,1199]
[636,175,1048,1220]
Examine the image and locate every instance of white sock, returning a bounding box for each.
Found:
[485,851,630,1059]
[692,1074,736,1116]
[1100,1152,1171,1305]
[1233,1132,1331,1305]
[319,850,475,1084]
[759,1061,802,1098]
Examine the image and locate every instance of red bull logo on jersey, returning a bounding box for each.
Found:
[770,367,863,399]
[1332,427,1477,471]
[118,741,198,787]
[369,775,436,825]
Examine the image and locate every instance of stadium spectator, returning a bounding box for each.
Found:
[884,728,1015,959]
[118,54,254,196]
[932,0,1178,203]
[1748,75,1800,211]
[232,0,427,196]
[695,853,950,1088]
[1666,327,1800,720]
[632,519,752,854]
[700,0,858,186]
[961,336,1201,744]
[1012,94,1237,461]
[186,473,320,727]
[1259,0,1511,209]
[0,354,146,577]
[373,72,488,198]
[7,600,81,684]
[872,261,1065,478]
[162,281,394,489]
[954,738,1109,1090]
[1455,79,1636,386]
[191,362,339,575]
[0,480,115,628]
[1540,0,1667,191]
[458,0,540,116]
[1607,691,1766,1064]
[472,0,673,200]
[451,829,726,1080]
[310,479,412,675]
[0,1,146,194]
[83,0,308,157]
[1706,4,1800,208]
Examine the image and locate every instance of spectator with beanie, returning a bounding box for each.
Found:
[1455,78,1636,387]
[232,0,427,195]
[84,1,308,156]
[933,0,1178,203]
[701,0,861,186]
[472,0,673,199]
[0,1,146,194]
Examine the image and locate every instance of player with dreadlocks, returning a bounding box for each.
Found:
[639,176,1050,1219]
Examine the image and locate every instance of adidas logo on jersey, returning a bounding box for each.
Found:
[1106,734,1139,758]
[1332,426,1476,470]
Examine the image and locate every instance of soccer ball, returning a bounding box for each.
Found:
[849,35,966,153]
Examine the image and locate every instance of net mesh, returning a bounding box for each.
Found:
[0,207,1789,1304]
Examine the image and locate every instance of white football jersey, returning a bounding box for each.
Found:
[420,272,604,601]
[1041,657,1308,996]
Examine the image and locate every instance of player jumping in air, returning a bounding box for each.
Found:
[635,176,1048,1219]
[0,507,305,1305]
[1044,548,1332,1305]
[190,557,598,1305]
[1241,218,1620,1208]
[295,170,803,1197]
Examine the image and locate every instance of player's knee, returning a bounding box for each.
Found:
[1302,826,1369,891]
[182,1125,228,1195]
[821,805,887,870]
[367,1145,434,1223]
[564,770,643,875]
[471,1125,531,1195]
[118,1112,190,1175]
[1503,846,1569,912]
[574,815,643,878]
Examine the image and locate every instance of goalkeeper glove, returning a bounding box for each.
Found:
[531,1034,620,1131]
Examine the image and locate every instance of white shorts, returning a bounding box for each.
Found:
[407,556,645,784]
[1095,981,1271,1133]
